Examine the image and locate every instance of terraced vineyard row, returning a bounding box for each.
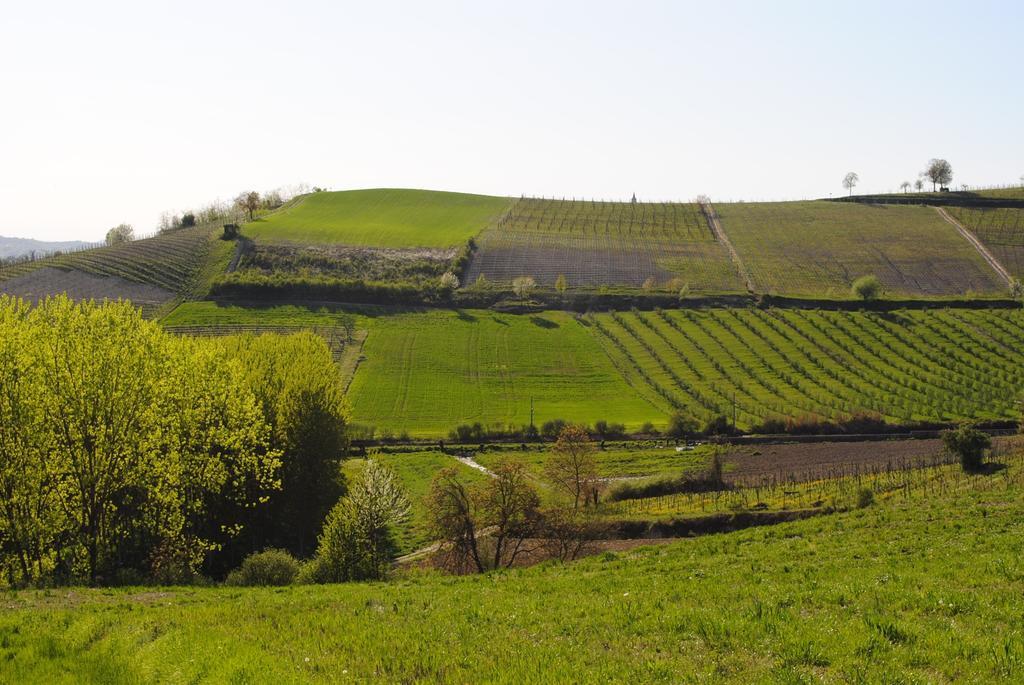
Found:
[0,226,224,297]
[589,307,1024,427]
[946,207,1024,279]
[715,201,1006,297]
[465,197,744,291]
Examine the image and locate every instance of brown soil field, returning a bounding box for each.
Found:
[723,436,1021,484]
[0,267,175,309]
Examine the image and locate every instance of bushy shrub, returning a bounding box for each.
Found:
[856,487,875,508]
[225,549,300,587]
[540,419,568,440]
[703,414,734,436]
[852,274,882,301]
[942,423,991,472]
[665,412,699,439]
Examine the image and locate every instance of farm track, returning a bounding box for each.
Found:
[936,206,1014,286]
[700,200,754,292]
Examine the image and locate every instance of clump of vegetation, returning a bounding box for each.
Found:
[302,461,411,583]
[665,412,699,439]
[607,450,728,502]
[852,274,882,300]
[856,487,875,508]
[942,423,991,472]
[226,550,300,587]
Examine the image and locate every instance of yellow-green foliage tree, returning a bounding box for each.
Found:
[219,332,350,560]
[0,296,281,586]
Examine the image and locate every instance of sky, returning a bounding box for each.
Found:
[1,1,1022,242]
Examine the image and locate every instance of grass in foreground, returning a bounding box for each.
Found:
[3,459,1023,682]
[243,188,512,248]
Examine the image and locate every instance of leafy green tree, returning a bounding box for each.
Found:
[942,423,991,472]
[221,333,350,559]
[305,461,410,582]
[105,223,134,246]
[852,274,882,301]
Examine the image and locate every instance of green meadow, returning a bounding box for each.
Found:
[244,188,512,248]
[4,459,1022,683]
[346,309,659,436]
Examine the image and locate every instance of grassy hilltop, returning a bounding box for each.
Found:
[244,188,512,248]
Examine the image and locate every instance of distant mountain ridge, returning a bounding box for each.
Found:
[0,235,92,259]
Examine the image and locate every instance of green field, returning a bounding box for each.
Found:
[475,443,713,481]
[4,457,1022,682]
[163,304,1024,435]
[161,301,372,328]
[243,189,512,248]
[347,309,659,436]
[716,201,1005,297]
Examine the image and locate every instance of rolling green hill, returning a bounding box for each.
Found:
[163,304,1024,435]
[244,188,512,248]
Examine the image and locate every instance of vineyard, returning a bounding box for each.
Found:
[946,207,1024,279]
[464,197,744,291]
[0,226,228,313]
[245,188,512,248]
[589,307,1024,428]
[715,201,1006,297]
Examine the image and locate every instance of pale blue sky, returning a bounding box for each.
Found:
[1,0,1021,241]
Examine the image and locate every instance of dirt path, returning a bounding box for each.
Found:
[935,206,1013,287]
[700,200,756,293]
[453,454,495,477]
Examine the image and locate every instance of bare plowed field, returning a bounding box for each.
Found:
[464,198,744,291]
[0,267,174,310]
[723,436,1021,484]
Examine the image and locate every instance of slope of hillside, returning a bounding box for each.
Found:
[244,189,512,248]
[589,307,1024,427]
[5,459,1022,682]
[464,197,745,292]
[716,201,1006,297]
[946,207,1024,279]
[0,226,229,306]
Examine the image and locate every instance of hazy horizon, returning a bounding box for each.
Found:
[2,0,1022,242]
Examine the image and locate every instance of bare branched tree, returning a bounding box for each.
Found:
[842,172,859,196]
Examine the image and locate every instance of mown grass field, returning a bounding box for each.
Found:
[590,307,1024,428]
[465,197,743,292]
[947,207,1024,279]
[4,456,1023,682]
[346,309,659,436]
[716,201,1005,297]
[244,189,512,248]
